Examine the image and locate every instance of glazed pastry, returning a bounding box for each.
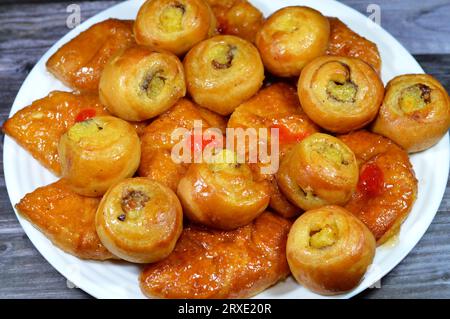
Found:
[276,133,359,211]
[287,205,376,295]
[16,180,114,260]
[206,0,264,43]
[339,131,418,244]
[58,116,141,197]
[140,212,291,298]
[184,35,264,115]
[2,91,108,175]
[99,46,185,122]
[139,98,226,191]
[46,19,135,92]
[228,82,320,217]
[298,56,384,133]
[134,0,217,56]
[327,17,381,73]
[96,178,183,263]
[372,74,450,152]
[177,149,271,230]
[255,6,330,77]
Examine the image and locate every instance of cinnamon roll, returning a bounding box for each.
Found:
[255,6,330,77]
[96,178,183,263]
[99,46,186,121]
[58,116,141,197]
[276,133,358,211]
[184,35,264,115]
[298,56,384,133]
[134,0,217,56]
[372,74,450,152]
[287,205,376,295]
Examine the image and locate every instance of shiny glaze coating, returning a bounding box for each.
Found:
[139,98,226,191]
[96,178,183,263]
[2,91,108,175]
[140,211,291,298]
[287,205,376,295]
[277,133,359,210]
[326,17,381,73]
[184,35,264,115]
[298,56,384,133]
[372,74,450,152]
[256,6,330,77]
[16,179,114,260]
[99,46,186,121]
[58,116,141,197]
[339,131,418,244]
[46,19,135,92]
[134,0,217,56]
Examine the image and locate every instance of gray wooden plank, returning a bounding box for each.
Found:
[0,0,450,299]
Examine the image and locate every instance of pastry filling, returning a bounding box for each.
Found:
[326,80,358,103]
[311,141,349,167]
[309,224,337,249]
[68,119,103,142]
[399,83,431,114]
[141,70,166,99]
[159,2,185,32]
[210,44,237,70]
[120,189,150,218]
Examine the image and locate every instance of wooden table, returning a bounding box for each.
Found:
[0,0,449,299]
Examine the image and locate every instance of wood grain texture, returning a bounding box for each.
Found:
[0,0,449,299]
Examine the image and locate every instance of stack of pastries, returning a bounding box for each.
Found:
[3,0,450,298]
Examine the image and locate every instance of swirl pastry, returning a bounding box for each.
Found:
[287,205,376,295]
[46,19,135,92]
[372,74,450,152]
[326,17,381,74]
[177,149,270,230]
[255,6,330,77]
[2,91,107,175]
[228,82,320,217]
[139,98,226,191]
[206,0,264,43]
[99,46,186,121]
[276,133,358,211]
[140,212,291,298]
[184,35,264,115]
[339,131,418,244]
[16,180,114,260]
[58,116,141,197]
[298,56,384,133]
[134,0,217,56]
[96,178,183,263]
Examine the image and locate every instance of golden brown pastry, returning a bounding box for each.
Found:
[287,205,376,295]
[99,46,185,121]
[372,74,450,152]
[96,178,183,263]
[327,17,381,73]
[298,56,384,133]
[277,133,358,211]
[184,35,264,115]
[206,0,264,43]
[2,91,108,175]
[177,149,270,230]
[139,98,226,191]
[15,179,114,260]
[58,116,141,197]
[46,19,135,92]
[134,0,217,56]
[339,131,418,244]
[140,211,291,298]
[255,6,330,77]
[228,82,320,217]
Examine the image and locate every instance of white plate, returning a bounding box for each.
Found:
[3,0,449,299]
